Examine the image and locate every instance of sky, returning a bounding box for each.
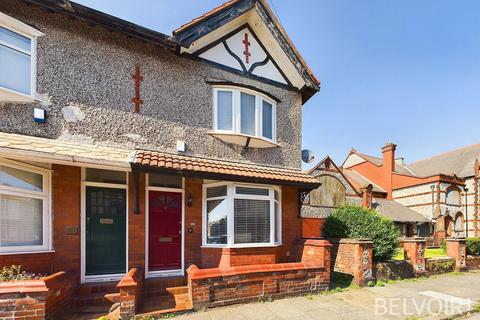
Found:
[75,0,480,169]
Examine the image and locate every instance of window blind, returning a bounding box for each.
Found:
[0,194,43,247]
[234,198,270,244]
[240,92,256,135]
[262,100,273,139]
[217,91,233,130]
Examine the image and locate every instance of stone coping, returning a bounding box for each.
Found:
[327,238,373,244]
[117,267,143,288]
[0,271,68,294]
[187,262,325,280]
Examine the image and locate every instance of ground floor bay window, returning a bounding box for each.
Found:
[203,182,281,247]
[0,159,51,253]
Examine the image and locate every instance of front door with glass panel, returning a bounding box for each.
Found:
[148,191,182,271]
[85,186,126,276]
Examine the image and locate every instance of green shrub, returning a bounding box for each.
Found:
[0,265,42,282]
[324,204,400,262]
[466,238,480,256]
[440,239,446,253]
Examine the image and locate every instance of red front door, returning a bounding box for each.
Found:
[148,191,182,271]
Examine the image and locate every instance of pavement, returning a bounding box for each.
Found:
[172,271,480,320]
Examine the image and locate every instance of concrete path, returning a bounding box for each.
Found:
[172,271,480,320]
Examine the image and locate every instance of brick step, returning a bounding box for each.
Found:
[142,285,189,298]
[137,292,192,318]
[74,292,116,308]
[104,292,120,304]
[75,281,118,296]
[143,276,187,291]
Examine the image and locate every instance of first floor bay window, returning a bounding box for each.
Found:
[203,183,281,247]
[0,160,50,253]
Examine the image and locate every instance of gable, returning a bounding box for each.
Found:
[197,25,288,85]
[173,0,319,101]
[342,154,367,169]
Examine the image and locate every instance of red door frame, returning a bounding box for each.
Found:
[146,187,184,276]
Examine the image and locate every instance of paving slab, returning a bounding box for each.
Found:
[171,271,480,320]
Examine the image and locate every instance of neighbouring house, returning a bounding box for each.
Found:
[301,156,429,238]
[340,142,480,243]
[0,0,330,317]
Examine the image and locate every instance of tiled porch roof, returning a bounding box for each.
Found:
[133,149,320,188]
[0,132,131,168]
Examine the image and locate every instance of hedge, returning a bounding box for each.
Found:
[466,237,480,256]
[324,204,400,262]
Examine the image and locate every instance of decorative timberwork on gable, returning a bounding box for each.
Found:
[196,26,289,85]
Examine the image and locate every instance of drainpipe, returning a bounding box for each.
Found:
[465,187,469,238]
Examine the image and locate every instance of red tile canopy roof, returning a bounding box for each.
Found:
[133,150,320,188]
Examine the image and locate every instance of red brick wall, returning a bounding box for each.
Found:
[301,218,326,238]
[201,247,280,268]
[0,252,54,275]
[329,238,374,285]
[52,164,81,274]
[184,178,203,268]
[279,186,301,262]
[128,172,146,270]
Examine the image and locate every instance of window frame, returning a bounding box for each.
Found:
[213,86,277,143]
[0,12,44,101]
[0,158,52,254]
[202,181,282,248]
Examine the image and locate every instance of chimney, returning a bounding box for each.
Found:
[381,143,396,199]
[361,184,374,209]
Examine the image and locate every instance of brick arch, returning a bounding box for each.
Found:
[446,185,462,206]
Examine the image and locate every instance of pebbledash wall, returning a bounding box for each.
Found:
[0,0,303,169]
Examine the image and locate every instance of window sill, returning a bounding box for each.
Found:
[207,131,279,149]
[0,86,37,103]
[0,249,55,256]
[201,243,283,249]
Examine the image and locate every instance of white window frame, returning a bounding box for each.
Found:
[0,158,52,254]
[0,12,44,101]
[213,86,277,143]
[202,181,282,248]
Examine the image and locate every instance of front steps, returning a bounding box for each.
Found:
[138,283,193,317]
[69,282,119,320]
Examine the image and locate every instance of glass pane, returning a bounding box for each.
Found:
[275,202,281,243]
[274,190,280,201]
[0,27,31,53]
[149,173,182,188]
[0,194,43,247]
[0,44,31,95]
[206,199,228,244]
[236,186,269,196]
[262,100,273,139]
[0,165,43,192]
[85,168,126,184]
[240,92,256,135]
[217,91,233,130]
[234,198,270,244]
[206,185,227,198]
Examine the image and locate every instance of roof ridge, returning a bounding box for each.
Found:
[409,141,480,166]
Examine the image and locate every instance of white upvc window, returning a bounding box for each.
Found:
[0,12,43,102]
[202,182,281,248]
[213,86,277,142]
[0,159,51,253]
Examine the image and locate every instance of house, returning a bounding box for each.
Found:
[340,142,480,243]
[0,0,330,317]
[302,156,429,238]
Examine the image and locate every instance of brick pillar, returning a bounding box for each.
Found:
[117,268,144,319]
[474,159,479,237]
[446,238,467,271]
[353,239,374,286]
[403,237,427,276]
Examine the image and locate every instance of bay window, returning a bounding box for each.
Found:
[213,87,277,143]
[0,160,51,253]
[0,12,43,102]
[203,183,281,247]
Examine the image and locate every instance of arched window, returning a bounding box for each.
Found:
[454,212,464,232]
[445,186,461,206]
[309,175,346,207]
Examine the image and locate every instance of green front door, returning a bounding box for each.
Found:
[85,186,126,276]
